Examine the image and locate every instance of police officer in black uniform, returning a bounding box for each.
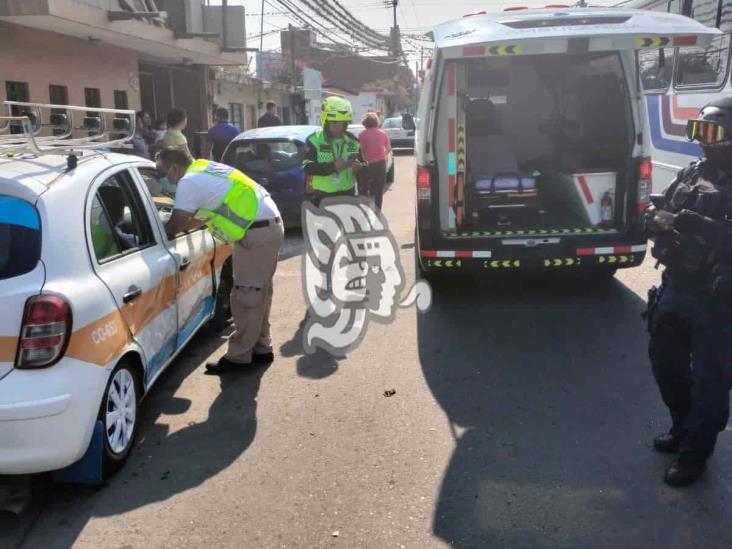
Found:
[645,95,732,487]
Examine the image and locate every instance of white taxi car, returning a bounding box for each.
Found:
[0,103,230,476]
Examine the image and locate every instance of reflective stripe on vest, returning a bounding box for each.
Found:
[185,159,260,242]
[306,130,360,193]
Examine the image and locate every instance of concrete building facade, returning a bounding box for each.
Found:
[0,0,248,154]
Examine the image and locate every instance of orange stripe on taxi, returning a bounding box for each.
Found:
[0,336,17,363]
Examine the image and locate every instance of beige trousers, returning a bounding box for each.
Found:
[224,220,284,363]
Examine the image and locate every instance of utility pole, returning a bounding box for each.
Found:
[259,0,265,55]
[222,0,228,50]
[385,0,400,57]
[289,24,297,87]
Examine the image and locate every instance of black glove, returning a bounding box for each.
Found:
[673,209,704,235]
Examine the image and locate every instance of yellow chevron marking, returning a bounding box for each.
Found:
[488,44,521,55]
[637,36,670,48]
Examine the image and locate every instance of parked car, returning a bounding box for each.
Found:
[0,144,231,476]
[382,114,416,150]
[222,126,320,228]
[347,124,395,184]
[223,125,394,226]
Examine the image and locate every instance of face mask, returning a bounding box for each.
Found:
[703,143,732,173]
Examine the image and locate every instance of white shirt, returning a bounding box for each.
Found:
[174,163,280,221]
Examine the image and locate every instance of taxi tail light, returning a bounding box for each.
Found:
[417,165,431,202]
[638,157,652,214]
[16,295,72,369]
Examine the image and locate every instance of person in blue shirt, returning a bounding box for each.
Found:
[205,107,240,162]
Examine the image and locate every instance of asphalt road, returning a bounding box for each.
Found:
[2,155,732,549]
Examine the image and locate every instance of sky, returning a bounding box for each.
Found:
[208,0,615,68]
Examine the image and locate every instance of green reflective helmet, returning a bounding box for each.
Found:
[321,96,353,127]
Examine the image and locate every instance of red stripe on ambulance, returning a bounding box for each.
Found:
[577,245,647,256]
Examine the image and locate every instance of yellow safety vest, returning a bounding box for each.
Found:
[185,159,260,242]
[304,130,360,193]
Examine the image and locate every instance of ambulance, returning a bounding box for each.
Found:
[415,7,720,281]
[0,103,230,477]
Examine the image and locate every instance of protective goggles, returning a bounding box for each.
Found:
[686,119,731,145]
[324,110,351,120]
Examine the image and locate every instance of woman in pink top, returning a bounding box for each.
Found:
[357,112,392,210]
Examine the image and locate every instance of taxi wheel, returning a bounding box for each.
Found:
[99,361,140,475]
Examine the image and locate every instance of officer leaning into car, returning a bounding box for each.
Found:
[644,96,732,487]
[157,147,284,374]
[303,96,366,206]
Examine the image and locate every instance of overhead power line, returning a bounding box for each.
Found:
[291,0,390,49]
[324,0,391,42]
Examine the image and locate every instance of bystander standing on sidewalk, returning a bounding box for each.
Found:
[131,111,153,159]
[257,101,282,128]
[205,107,240,162]
[357,112,391,210]
[161,108,192,158]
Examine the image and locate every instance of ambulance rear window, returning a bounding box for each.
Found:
[0,195,41,280]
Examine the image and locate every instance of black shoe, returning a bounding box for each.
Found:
[252,351,274,364]
[205,356,254,374]
[653,433,682,454]
[664,457,707,487]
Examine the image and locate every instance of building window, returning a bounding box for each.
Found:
[5,81,29,134]
[49,84,68,105]
[114,90,128,110]
[229,103,244,130]
[246,105,257,129]
[84,87,101,108]
[49,84,69,136]
[5,81,29,103]
[84,87,102,134]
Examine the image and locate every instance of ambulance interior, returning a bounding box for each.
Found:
[455,51,634,231]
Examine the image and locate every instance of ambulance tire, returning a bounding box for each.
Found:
[99,360,141,476]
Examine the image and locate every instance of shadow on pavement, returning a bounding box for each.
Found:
[279,228,304,262]
[0,329,267,549]
[418,272,732,549]
[279,310,343,380]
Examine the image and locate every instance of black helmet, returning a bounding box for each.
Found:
[686,96,732,170]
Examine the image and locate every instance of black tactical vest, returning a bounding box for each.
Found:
[652,161,732,279]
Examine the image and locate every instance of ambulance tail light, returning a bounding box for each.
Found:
[638,157,652,214]
[417,166,431,202]
[16,295,72,369]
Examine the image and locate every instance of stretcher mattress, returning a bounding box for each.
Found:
[475,176,537,193]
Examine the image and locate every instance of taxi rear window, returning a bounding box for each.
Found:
[0,195,41,280]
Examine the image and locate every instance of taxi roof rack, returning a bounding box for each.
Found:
[0,101,136,161]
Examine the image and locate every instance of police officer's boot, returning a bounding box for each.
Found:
[653,432,682,454]
[664,455,707,487]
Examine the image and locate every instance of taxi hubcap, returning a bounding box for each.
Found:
[106,369,136,454]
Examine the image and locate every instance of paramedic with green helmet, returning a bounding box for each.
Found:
[158,147,284,374]
[303,96,366,206]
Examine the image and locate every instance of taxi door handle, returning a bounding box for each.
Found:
[179,257,191,271]
[123,285,142,303]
